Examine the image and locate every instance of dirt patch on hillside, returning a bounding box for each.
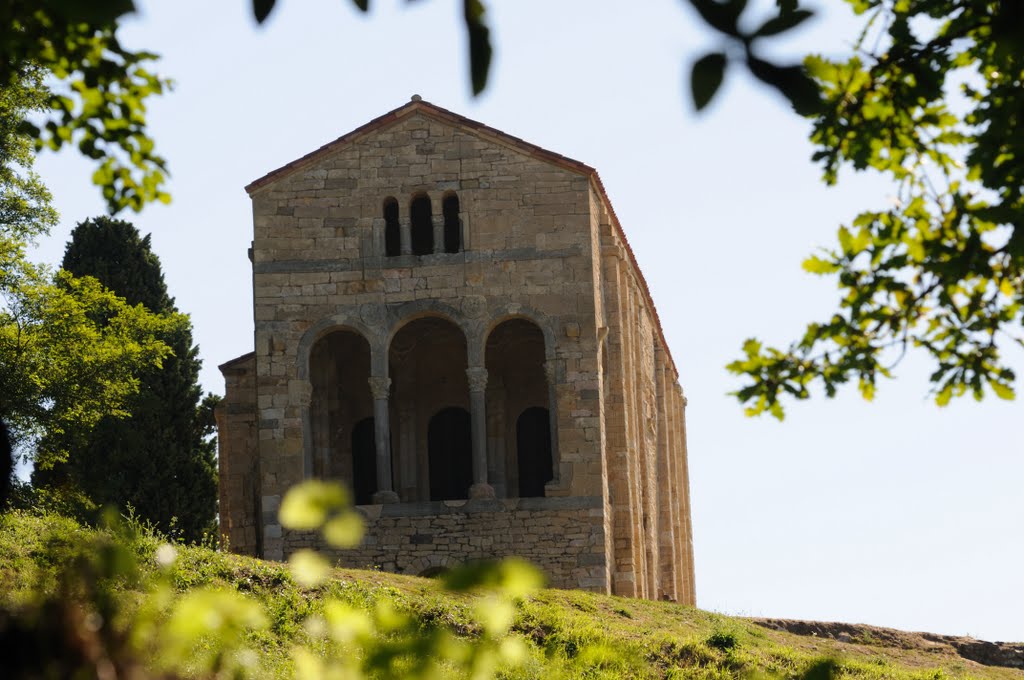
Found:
[753,618,1024,670]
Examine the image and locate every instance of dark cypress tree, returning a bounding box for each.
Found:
[39,216,217,541]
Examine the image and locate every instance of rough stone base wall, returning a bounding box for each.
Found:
[283,496,608,591]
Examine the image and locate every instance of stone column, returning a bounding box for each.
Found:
[368,376,399,503]
[486,377,507,498]
[371,217,384,256]
[293,379,314,479]
[543,360,560,484]
[399,217,412,256]
[432,215,445,254]
[466,367,495,499]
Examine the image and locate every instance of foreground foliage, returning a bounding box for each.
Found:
[0,1,170,213]
[728,0,1023,417]
[1,488,1016,679]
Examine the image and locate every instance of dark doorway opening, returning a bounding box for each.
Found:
[351,417,377,505]
[428,407,472,501]
[516,407,552,498]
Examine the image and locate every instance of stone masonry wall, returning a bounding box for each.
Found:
[592,188,694,604]
[249,112,605,559]
[215,353,260,556]
[284,497,607,592]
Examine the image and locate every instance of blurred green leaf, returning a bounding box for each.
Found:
[686,0,743,35]
[691,52,727,111]
[323,600,373,643]
[746,56,821,115]
[802,255,840,274]
[463,0,493,95]
[991,381,1015,400]
[323,512,365,547]
[252,0,276,23]
[279,480,349,530]
[753,8,813,38]
[442,557,544,596]
[289,548,331,587]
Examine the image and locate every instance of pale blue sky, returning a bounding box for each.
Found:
[30,0,1022,641]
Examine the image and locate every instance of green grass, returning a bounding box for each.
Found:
[0,510,1018,680]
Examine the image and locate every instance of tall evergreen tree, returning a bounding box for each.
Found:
[37,217,217,541]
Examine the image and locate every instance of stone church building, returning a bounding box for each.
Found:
[216,97,695,603]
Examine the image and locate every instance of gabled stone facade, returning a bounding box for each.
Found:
[216,97,695,603]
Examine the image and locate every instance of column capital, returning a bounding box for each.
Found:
[368,376,392,400]
[542,360,556,383]
[465,366,488,393]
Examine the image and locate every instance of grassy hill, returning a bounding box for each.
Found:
[0,510,1020,679]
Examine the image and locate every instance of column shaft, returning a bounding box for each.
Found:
[432,215,445,255]
[399,217,412,255]
[466,367,494,499]
[543,360,560,486]
[368,376,398,504]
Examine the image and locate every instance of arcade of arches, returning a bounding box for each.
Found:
[306,317,555,504]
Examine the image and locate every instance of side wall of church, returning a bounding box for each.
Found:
[592,188,695,605]
[215,353,261,556]
[248,113,607,564]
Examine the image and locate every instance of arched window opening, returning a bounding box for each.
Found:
[428,407,472,501]
[308,329,373,485]
[485,318,550,497]
[389,316,469,502]
[516,407,552,497]
[383,197,400,257]
[442,193,461,254]
[410,194,433,255]
[351,417,377,504]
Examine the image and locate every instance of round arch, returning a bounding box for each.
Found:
[480,306,557,363]
[387,313,472,502]
[296,314,380,380]
[384,300,472,374]
[303,327,375,487]
[483,314,559,497]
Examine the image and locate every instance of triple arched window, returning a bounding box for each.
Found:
[381,192,462,257]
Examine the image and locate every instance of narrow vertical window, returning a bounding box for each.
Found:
[410,194,433,255]
[383,197,400,257]
[442,193,461,254]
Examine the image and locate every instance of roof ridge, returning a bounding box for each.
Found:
[244,96,595,194]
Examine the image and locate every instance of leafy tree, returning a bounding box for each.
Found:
[0,70,176,480]
[0,65,57,240]
[721,0,1023,417]
[34,217,218,542]
[0,1,170,213]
